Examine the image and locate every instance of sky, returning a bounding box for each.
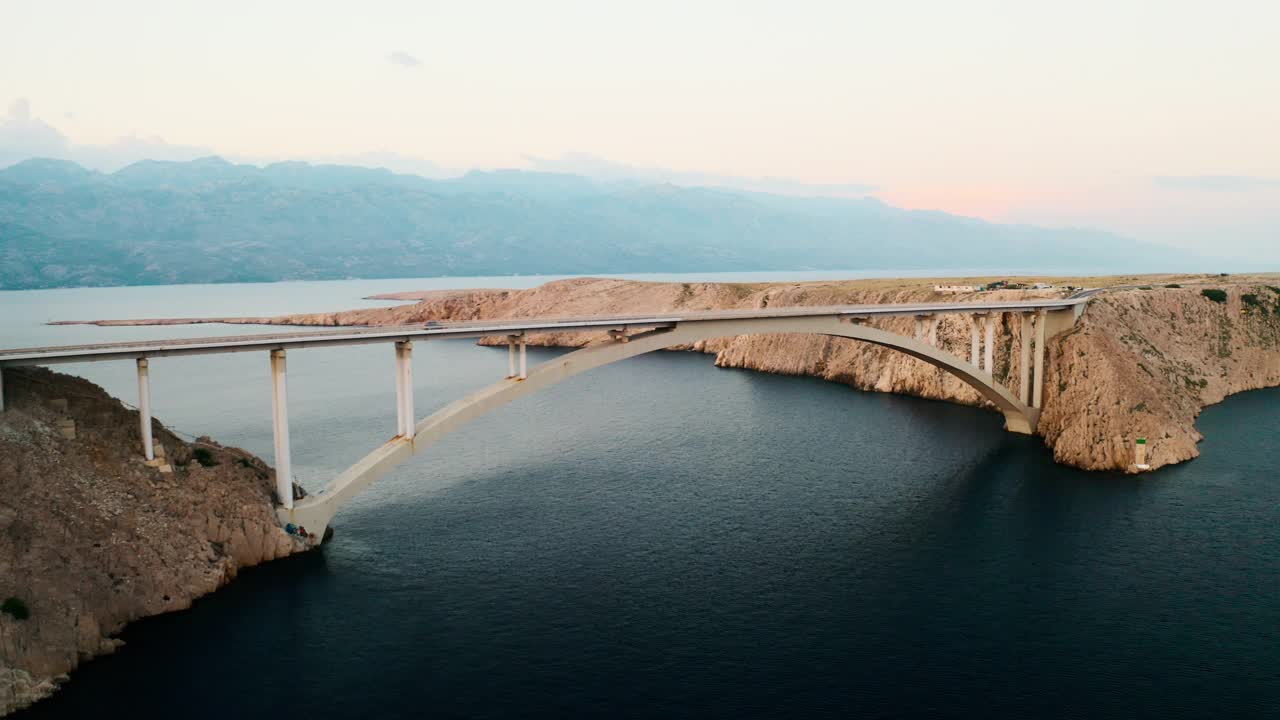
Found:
[2,0,1278,261]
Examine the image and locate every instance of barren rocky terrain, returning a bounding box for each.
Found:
[0,368,305,715]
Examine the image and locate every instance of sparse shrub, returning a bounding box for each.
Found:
[1137,285,1153,290]
[1242,293,1262,308]
[2,597,30,620]
[1201,289,1227,304]
[192,447,219,467]
[1165,283,1181,288]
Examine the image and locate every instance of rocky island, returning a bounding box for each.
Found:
[0,368,306,715]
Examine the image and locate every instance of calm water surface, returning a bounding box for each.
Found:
[3,276,1277,719]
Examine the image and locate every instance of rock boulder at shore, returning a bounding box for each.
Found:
[0,368,305,716]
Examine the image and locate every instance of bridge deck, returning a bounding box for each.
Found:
[0,297,1087,366]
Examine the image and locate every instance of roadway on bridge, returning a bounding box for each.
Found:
[0,296,1088,366]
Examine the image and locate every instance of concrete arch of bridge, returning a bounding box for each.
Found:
[282,315,1038,535]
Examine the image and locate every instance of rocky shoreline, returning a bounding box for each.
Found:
[0,368,308,715]
[47,274,1280,473]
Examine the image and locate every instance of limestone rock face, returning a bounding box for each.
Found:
[0,368,305,716]
[236,277,1280,474]
[1036,286,1280,471]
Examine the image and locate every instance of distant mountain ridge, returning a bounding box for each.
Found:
[0,156,1190,290]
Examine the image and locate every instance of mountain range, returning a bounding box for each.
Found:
[0,156,1193,290]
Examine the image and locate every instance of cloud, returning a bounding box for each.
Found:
[523,152,878,197]
[0,99,463,178]
[0,98,71,166]
[1154,175,1280,191]
[387,51,422,68]
[0,98,212,171]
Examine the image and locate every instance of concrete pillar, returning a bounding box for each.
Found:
[136,358,154,461]
[983,314,996,373]
[1135,438,1149,469]
[394,343,406,436]
[913,315,937,344]
[519,338,527,380]
[394,341,415,440]
[270,350,293,510]
[1019,313,1032,405]
[405,343,416,440]
[507,336,517,378]
[969,315,981,366]
[1033,310,1047,410]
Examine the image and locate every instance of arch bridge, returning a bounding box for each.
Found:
[0,298,1087,540]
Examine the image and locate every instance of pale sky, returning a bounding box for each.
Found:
[2,0,1278,260]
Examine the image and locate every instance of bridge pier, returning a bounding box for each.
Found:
[506,336,517,378]
[1019,313,1032,405]
[983,314,996,373]
[136,358,154,461]
[395,341,415,440]
[913,314,939,346]
[969,315,982,366]
[519,338,527,380]
[1033,309,1047,409]
[270,349,293,510]
[0,367,5,412]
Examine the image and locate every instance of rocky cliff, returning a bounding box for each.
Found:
[50,275,1280,474]
[0,368,305,716]
[1037,284,1280,470]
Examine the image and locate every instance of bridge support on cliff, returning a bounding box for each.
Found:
[1033,310,1047,409]
[1019,314,1033,405]
[270,349,293,510]
[983,315,996,372]
[136,358,154,461]
[969,316,981,366]
[914,315,940,347]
